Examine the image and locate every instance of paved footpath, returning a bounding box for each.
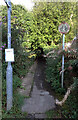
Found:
[18,61,37,97]
[19,58,56,118]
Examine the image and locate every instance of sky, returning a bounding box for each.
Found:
[0,0,35,11]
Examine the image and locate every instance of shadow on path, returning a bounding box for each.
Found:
[22,57,56,119]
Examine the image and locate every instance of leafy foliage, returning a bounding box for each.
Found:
[27,2,76,55]
[61,83,78,118]
[1,1,77,118]
[45,46,78,118]
[46,49,66,94]
[1,3,34,118]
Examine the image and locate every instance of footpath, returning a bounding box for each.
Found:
[18,61,37,97]
[18,58,56,119]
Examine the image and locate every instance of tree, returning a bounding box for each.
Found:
[27,2,76,55]
[1,3,33,75]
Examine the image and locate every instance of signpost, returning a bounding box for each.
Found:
[58,22,70,88]
[4,0,14,111]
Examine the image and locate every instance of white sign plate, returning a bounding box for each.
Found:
[5,48,14,62]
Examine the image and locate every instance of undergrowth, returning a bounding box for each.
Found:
[2,49,34,118]
[45,47,78,119]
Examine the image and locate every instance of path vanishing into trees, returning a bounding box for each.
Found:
[20,57,56,119]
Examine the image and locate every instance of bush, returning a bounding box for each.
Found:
[45,47,78,119]
[46,53,66,94]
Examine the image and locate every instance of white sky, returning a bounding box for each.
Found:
[0,0,34,11]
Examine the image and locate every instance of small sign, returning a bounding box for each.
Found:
[58,22,70,34]
[5,48,14,62]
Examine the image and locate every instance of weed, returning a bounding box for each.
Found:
[46,109,61,118]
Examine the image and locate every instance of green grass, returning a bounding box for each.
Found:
[2,75,28,118]
[2,93,27,118]
[19,86,26,90]
[46,109,61,118]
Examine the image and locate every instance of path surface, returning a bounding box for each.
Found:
[18,61,37,96]
[21,57,56,118]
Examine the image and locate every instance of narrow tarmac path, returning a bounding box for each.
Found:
[21,57,56,118]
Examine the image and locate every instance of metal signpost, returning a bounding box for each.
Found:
[58,22,70,88]
[4,0,14,111]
